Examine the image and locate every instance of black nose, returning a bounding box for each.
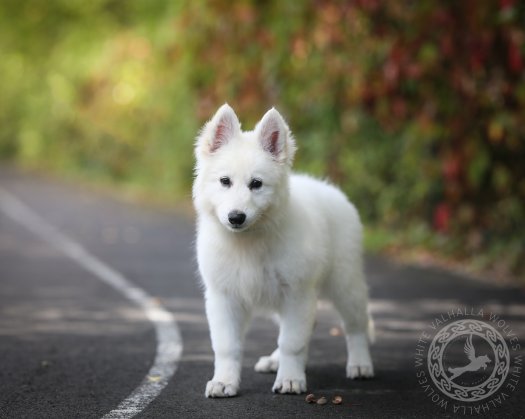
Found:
[228,210,246,227]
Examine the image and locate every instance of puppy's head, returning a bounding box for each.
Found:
[193,104,296,232]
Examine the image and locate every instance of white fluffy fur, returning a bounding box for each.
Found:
[193,104,374,398]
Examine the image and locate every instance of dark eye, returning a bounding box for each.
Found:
[220,177,231,187]
[249,178,263,190]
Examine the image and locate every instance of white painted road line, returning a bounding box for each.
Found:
[0,188,183,419]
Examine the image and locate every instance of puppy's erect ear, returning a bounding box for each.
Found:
[255,108,296,165]
[196,104,241,157]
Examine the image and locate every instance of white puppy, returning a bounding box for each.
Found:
[193,104,374,397]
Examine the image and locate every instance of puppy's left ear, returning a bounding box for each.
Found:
[256,108,296,165]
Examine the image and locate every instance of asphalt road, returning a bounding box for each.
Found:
[0,166,524,419]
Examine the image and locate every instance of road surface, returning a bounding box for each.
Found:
[0,167,523,418]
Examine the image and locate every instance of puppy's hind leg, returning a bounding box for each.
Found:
[255,314,279,373]
[254,347,279,373]
[329,270,374,379]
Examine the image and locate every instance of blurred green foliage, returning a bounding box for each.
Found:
[0,0,196,195]
[0,0,523,278]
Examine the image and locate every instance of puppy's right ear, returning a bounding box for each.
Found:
[195,104,240,157]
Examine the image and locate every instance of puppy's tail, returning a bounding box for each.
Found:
[367,314,376,344]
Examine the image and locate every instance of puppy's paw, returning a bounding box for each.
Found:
[346,363,374,379]
[254,355,279,373]
[272,377,306,394]
[205,380,239,398]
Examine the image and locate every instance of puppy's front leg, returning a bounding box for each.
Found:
[273,291,316,394]
[205,289,250,398]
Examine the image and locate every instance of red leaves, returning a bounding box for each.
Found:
[433,203,451,233]
[507,38,523,74]
[443,155,462,182]
[499,0,515,11]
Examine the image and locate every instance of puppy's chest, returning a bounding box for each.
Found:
[212,249,290,304]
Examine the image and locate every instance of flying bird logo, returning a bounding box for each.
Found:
[448,335,492,380]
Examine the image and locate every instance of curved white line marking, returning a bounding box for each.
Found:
[0,188,183,419]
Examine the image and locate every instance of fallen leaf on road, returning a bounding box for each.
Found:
[329,327,342,336]
[305,393,316,403]
[332,395,343,404]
